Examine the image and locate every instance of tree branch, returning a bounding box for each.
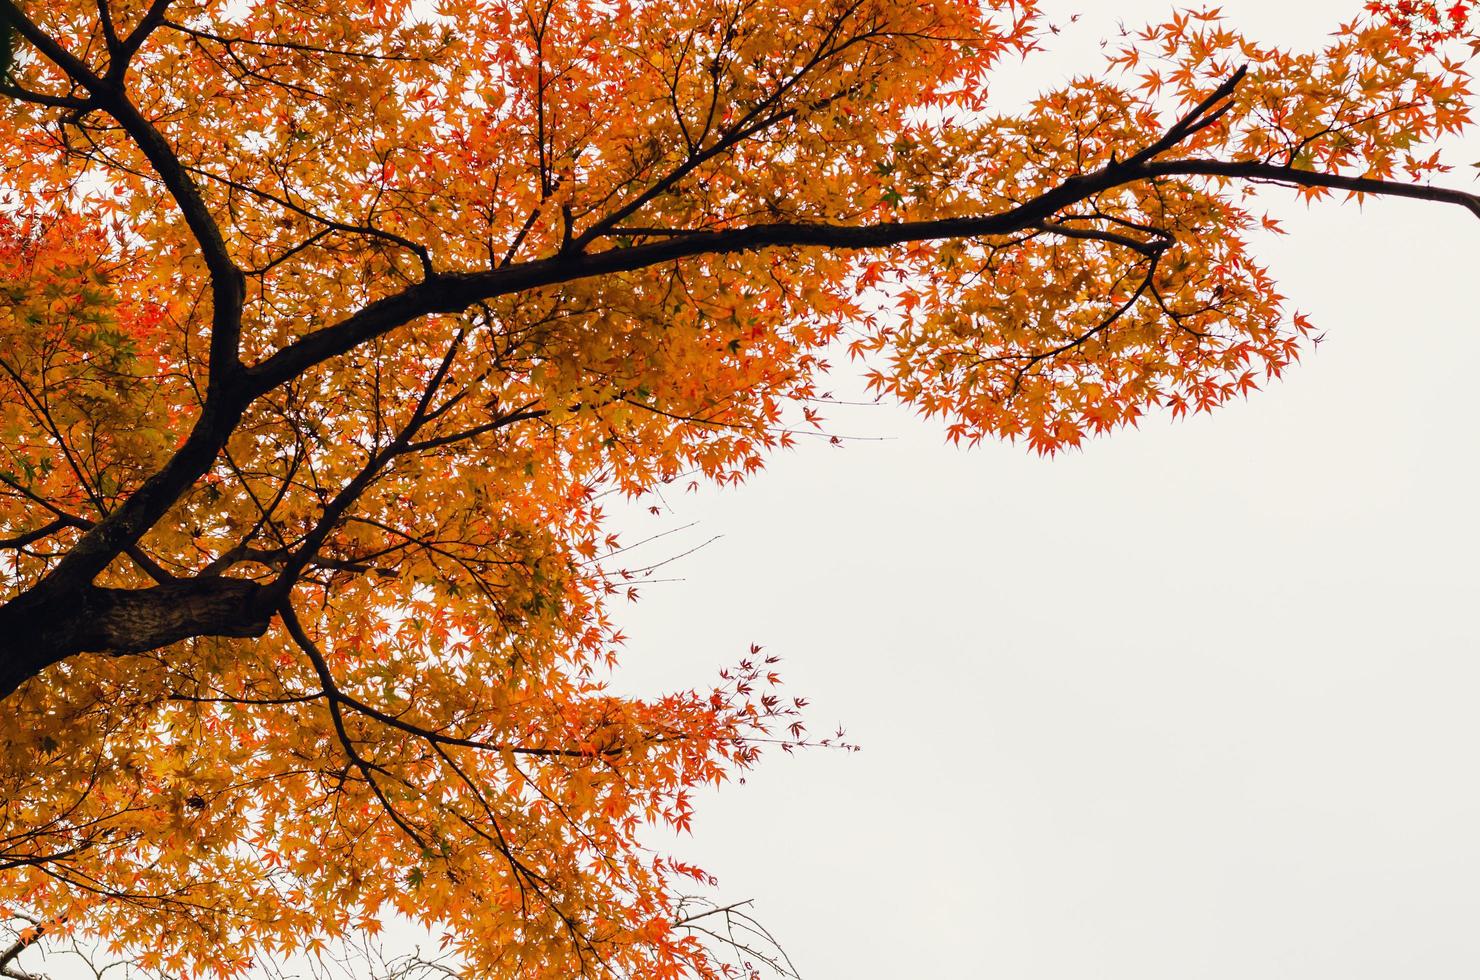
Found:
[1144,158,1480,218]
[0,0,247,599]
[246,156,1480,399]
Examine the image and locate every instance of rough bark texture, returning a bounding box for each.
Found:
[0,578,275,700]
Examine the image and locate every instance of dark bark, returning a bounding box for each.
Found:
[0,576,275,701]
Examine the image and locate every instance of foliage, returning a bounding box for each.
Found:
[0,1,1474,977]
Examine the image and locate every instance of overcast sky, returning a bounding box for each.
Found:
[606,2,1480,977]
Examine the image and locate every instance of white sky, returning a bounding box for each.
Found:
[606,1,1480,977]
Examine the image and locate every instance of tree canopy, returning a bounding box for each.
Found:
[0,0,1475,977]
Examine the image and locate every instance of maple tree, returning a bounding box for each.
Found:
[0,0,1475,977]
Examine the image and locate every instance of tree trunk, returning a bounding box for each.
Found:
[0,578,276,701]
